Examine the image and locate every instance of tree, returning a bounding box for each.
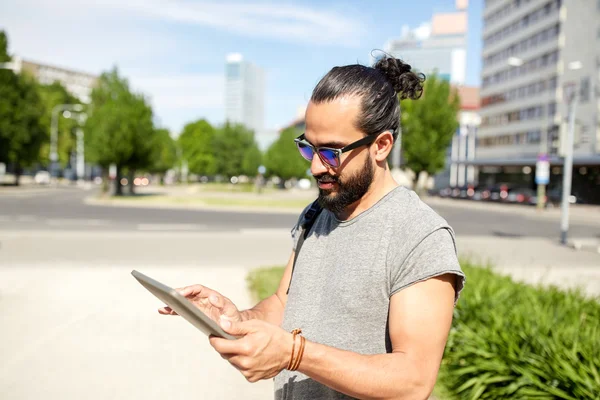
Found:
[264,127,308,181]
[149,128,177,183]
[178,119,217,177]
[400,74,460,189]
[213,122,260,178]
[0,30,45,185]
[241,144,262,177]
[36,81,80,168]
[84,67,154,195]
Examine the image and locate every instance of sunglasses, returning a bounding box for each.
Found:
[294,130,394,168]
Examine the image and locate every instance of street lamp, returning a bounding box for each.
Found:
[50,103,84,178]
[560,60,583,245]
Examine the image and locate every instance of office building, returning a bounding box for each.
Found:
[477,0,600,204]
[11,56,98,103]
[225,53,265,134]
[383,0,468,84]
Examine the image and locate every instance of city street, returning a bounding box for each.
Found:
[1,186,599,400]
[2,185,599,238]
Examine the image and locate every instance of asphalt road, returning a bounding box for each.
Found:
[1,186,598,239]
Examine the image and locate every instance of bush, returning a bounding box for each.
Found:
[439,263,600,399]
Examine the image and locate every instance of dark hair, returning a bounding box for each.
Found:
[310,55,425,140]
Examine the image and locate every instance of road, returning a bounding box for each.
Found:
[1,186,598,239]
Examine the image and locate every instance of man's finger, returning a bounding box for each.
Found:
[209,335,246,355]
[158,306,178,315]
[220,318,257,336]
[177,284,205,298]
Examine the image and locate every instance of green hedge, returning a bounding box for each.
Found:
[439,263,600,399]
[246,264,600,399]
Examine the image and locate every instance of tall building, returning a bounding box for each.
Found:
[384,0,468,84]
[435,86,481,190]
[11,56,98,103]
[477,0,600,204]
[225,53,265,134]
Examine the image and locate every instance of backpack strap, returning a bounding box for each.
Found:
[286,200,323,295]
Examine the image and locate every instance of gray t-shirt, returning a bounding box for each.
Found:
[274,186,465,400]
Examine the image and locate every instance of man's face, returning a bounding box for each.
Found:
[303,97,376,214]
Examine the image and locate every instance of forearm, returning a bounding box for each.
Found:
[297,341,433,400]
[240,294,285,326]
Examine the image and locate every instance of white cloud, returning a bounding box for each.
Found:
[130,74,224,110]
[9,0,365,47]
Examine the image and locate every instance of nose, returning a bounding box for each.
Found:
[310,153,328,176]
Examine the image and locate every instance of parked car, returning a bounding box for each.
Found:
[506,188,536,204]
[34,170,51,185]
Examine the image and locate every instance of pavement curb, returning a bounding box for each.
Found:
[84,196,305,215]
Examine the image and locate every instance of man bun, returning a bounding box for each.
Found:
[374,56,425,100]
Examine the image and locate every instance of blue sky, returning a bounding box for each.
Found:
[0,0,482,134]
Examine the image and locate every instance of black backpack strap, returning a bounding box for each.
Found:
[286,200,323,295]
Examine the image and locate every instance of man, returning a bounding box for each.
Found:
[159,56,465,399]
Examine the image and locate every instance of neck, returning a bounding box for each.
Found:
[336,165,398,221]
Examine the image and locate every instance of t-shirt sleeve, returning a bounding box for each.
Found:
[390,228,465,304]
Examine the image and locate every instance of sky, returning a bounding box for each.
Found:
[0,0,482,135]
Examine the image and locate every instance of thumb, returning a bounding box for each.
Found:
[220,317,255,336]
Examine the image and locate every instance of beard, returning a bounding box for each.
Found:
[315,153,375,216]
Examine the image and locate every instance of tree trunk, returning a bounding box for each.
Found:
[101,170,110,194]
[128,169,135,195]
[14,163,21,186]
[114,165,123,196]
[412,170,420,192]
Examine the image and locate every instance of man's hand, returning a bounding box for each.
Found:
[209,319,293,382]
[158,284,242,324]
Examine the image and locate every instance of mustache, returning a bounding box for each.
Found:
[314,174,339,184]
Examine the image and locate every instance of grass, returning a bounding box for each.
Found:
[246,262,600,399]
[246,266,286,302]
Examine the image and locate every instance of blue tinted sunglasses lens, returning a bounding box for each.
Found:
[318,149,339,167]
[297,142,314,161]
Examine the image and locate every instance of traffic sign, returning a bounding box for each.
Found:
[535,154,550,185]
[257,165,266,175]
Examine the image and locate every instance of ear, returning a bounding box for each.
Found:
[373,131,395,162]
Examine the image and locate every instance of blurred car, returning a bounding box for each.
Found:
[488,184,512,202]
[546,188,580,206]
[506,188,536,204]
[34,170,51,185]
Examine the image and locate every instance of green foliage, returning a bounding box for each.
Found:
[213,122,261,178]
[400,74,460,182]
[36,81,80,167]
[84,67,154,190]
[149,128,176,174]
[264,127,308,180]
[246,266,285,302]
[241,143,262,177]
[439,263,600,399]
[178,119,217,176]
[0,30,45,179]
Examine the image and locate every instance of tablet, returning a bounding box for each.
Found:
[132,270,236,340]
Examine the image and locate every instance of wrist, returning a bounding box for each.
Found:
[280,331,294,371]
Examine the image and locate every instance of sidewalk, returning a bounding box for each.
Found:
[457,236,600,297]
[0,265,274,400]
[424,195,600,225]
